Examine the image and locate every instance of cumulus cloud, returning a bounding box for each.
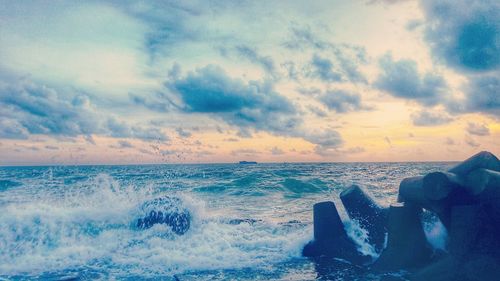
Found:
[450,75,500,117]
[166,65,300,136]
[302,129,344,153]
[310,54,343,82]
[309,52,368,84]
[375,53,448,106]
[0,79,168,141]
[421,0,500,72]
[411,110,453,126]
[319,90,368,113]
[466,122,490,136]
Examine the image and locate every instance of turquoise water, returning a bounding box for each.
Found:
[0,163,453,280]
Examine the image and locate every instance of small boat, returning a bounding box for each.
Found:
[239,161,257,164]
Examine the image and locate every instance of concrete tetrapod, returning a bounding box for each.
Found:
[302,201,369,264]
[448,151,500,177]
[372,202,432,270]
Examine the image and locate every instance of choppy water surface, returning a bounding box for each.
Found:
[0,162,453,280]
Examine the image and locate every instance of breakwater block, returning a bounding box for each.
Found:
[305,150,500,278]
[137,196,191,235]
[448,151,500,177]
[423,172,463,201]
[302,201,369,264]
[373,202,432,270]
[340,185,387,252]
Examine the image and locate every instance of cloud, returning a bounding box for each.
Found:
[233,45,276,76]
[118,140,134,148]
[45,145,59,150]
[231,148,260,156]
[367,0,412,4]
[307,105,327,117]
[455,75,499,117]
[464,135,480,147]
[332,48,368,84]
[0,79,168,141]
[421,0,500,72]
[270,146,285,155]
[302,129,344,155]
[176,127,192,138]
[445,137,455,145]
[411,110,453,126]
[466,122,490,136]
[384,136,393,147]
[310,54,343,82]
[166,65,300,136]
[318,89,368,113]
[284,26,332,51]
[375,53,448,106]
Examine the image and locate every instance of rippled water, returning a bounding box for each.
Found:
[0,162,454,280]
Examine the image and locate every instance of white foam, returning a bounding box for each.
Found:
[423,217,448,251]
[344,219,379,258]
[0,174,310,277]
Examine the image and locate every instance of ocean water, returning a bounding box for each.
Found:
[0,162,453,281]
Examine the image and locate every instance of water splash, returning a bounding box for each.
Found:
[344,219,379,259]
[0,173,310,278]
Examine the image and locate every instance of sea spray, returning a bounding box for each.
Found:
[344,219,379,259]
[0,162,453,280]
[0,173,310,277]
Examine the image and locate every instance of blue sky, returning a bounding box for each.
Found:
[0,0,498,165]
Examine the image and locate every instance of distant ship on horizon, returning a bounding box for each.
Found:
[239,161,257,164]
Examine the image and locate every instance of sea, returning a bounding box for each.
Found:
[0,162,452,281]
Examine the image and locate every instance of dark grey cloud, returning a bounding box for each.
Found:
[166,65,300,136]
[466,122,490,136]
[318,90,367,113]
[375,53,448,106]
[459,75,499,117]
[421,0,500,72]
[411,110,453,126]
[0,79,168,141]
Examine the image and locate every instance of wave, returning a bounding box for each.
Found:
[0,179,22,191]
[0,174,310,278]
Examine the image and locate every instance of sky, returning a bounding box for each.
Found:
[0,0,498,165]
